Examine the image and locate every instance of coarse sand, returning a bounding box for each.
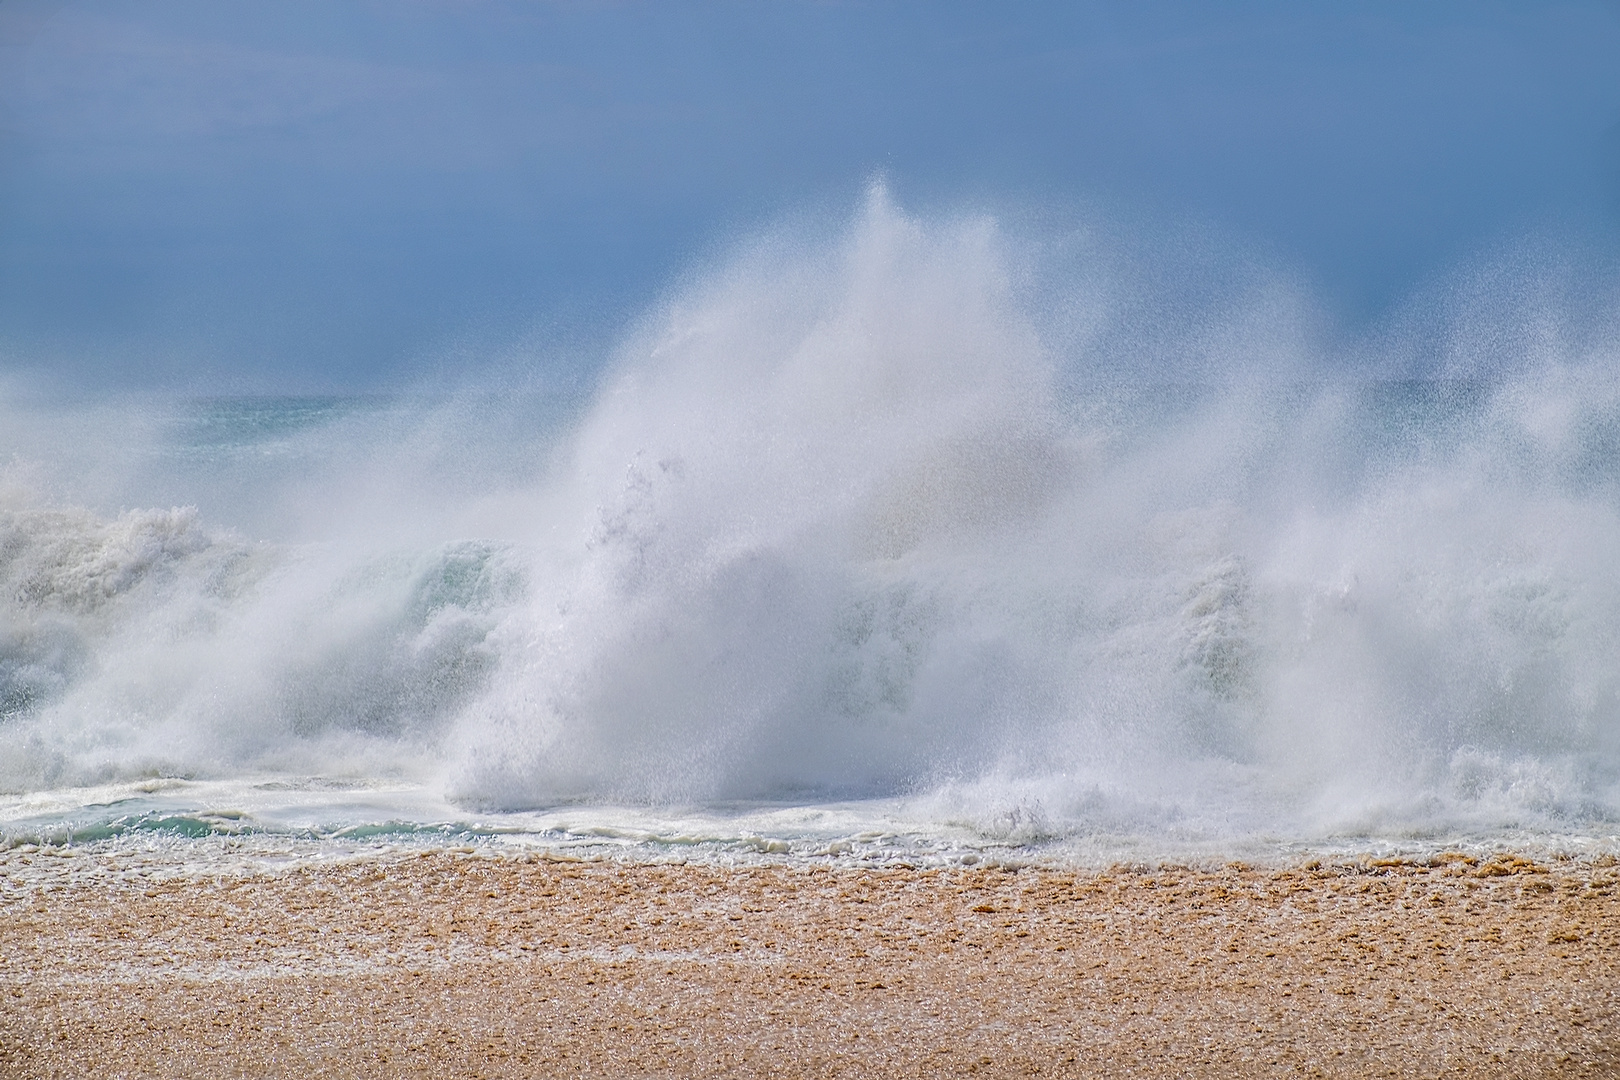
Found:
[2,848,1617,1078]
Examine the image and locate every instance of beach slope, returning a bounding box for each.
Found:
[3,850,1617,1078]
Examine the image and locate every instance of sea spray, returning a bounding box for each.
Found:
[3,190,1620,855]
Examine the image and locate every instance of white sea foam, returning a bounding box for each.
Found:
[3,187,1620,861]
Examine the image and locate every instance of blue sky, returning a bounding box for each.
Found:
[2,0,1619,391]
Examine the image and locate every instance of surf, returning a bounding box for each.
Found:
[3,187,1619,859]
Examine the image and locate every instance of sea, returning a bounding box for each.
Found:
[4,194,1619,877]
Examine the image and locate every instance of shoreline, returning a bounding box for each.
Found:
[4,848,1617,1078]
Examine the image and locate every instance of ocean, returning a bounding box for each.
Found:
[4,194,1619,873]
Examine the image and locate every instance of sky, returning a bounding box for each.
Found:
[1,0,1619,393]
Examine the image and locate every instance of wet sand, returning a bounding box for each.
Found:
[2,848,1617,1079]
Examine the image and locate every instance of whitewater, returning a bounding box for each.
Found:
[4,189,1620,868]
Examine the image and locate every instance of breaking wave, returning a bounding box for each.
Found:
[4,187,1620,852]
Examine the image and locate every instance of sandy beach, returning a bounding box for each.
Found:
[1,848,1616,1079]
